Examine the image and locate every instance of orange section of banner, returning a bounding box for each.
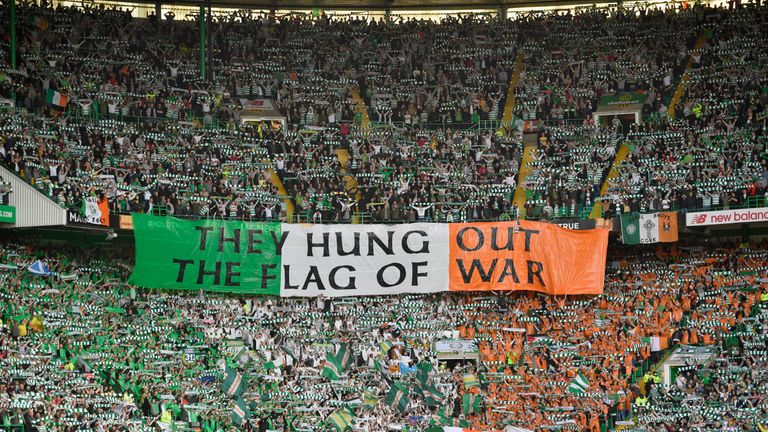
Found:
[448,221,609,295]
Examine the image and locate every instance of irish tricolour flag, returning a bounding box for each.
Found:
[45,89,68,108]
[621,212,678,245]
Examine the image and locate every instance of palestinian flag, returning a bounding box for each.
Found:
[385,382,409,413]
[231,397,249,426]
[461,373,480,389]
[45,89,68,109]
[327,408,354,432]
[462,393,482,414]
[567,372,589,395]
[321,352,343,381]
[621,212,678,244]
[336,343,354,370]
[221,367,247,397]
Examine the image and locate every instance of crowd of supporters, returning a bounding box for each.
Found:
[0,1,768,431]
[1,237,767,431]
[0,1,765,224]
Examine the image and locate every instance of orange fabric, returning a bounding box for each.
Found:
[448,221,609,295]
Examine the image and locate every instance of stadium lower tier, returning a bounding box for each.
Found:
[1,235,767,432]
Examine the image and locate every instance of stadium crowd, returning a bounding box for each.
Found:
[0,1,768,431]
[0,1,766,224]
[1,237,767,432]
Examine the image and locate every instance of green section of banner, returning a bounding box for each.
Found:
[598,93,646,108]
[0,205,15,223]
[129,214,282,295]
[620,212,641,245]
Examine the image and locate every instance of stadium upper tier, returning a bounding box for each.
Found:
[0,1,766,224]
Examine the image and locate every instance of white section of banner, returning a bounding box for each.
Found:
[279,223,449,297]
[639,213,659,244]
[686,207,768,226]
[434,339,479,354]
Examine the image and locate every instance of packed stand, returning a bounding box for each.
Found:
[602,5,768,215]
[2,236,768,431]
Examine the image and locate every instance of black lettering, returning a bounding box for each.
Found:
[456,259,497,283]
[283,265,299,289]
[261,264,276,289]
[218,227,240,253]
[271,231,289,256]
[367,231,394,256]
[195,226,213,250]
[456,227,484,252]
[402,230,429,254]
[336,232,360,256]
[498,259,520,283]
[225,262,241,286]
[196,260,221,285]
[411,261,428,285]
[490,226,515,251]
[377,263,406,287]
[329,265,357,290]
[307,233,330,257]
[302,266,326,290]
[527,260,545,285]
[247,229,263,254]
[520,228,540,252]
[173,258,194,283]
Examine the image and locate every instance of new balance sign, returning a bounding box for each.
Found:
[686,208,768,227]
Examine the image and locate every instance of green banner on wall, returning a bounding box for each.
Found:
[128,213,283,295]
[597,93,646,108]
[0,205,15,223]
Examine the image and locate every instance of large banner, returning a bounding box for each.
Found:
[130,215,609,297]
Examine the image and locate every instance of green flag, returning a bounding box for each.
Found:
[129,214,282,295]
[385,382,409,413]
[362,390,379,408]
[321,352,343,381]
[327,408,354,432]
[620,212,641,245]
[221,367,248,398]
[462,373,480,389]
[414,368,444,407]
[567,372,589,394]
[336,343,354,371]
[379,340,393,357]
[231,397,250,426]
[462,393,482,414]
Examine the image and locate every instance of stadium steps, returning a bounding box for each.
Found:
[351,86,371,129]
[589,142,632,219]
[511,133,539,217]
[267,169,295,222]
[500,51,526,127]
[334,147,363,202]
[667,34,709,119]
